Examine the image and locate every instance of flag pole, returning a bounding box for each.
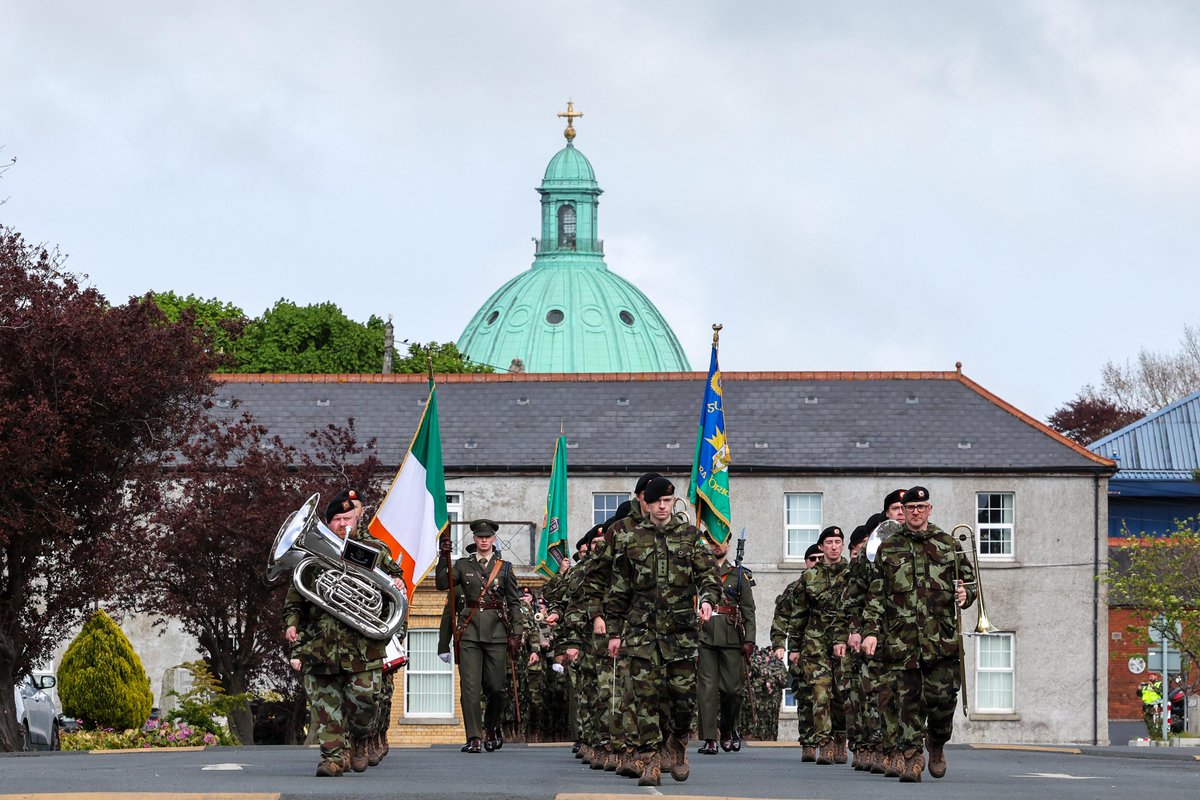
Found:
[696,323,723,528]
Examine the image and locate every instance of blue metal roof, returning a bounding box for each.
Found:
[1090,390,1200,477]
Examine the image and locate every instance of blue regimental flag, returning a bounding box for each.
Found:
[689,327,732,544]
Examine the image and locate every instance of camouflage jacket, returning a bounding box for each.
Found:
[837,550,873,640]
[282,528,404,673]
[860,523,976,669]
[604,513,720,661]
[770,575,806,651]
[700,559,757,648]
[786,559,850,659]
[434,552,523,644]
[549,558,591,651]
[582,504,646,621]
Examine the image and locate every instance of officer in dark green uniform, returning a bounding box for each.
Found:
[435,518,523,753]
[283,488,406,777]
[697,537,756,755]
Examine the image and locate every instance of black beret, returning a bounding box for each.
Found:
[848,524,869,549]
[635,472,662,494]
[804,543,822,560]
[904,486,931,503]
[576,524,603,551]
[324,488,362,522]
[610,500,633,522]
[470,518,499,535]
[883,488,907,511]
[817,526,843,545]
[862,512,886,532]
[642,477,675,504]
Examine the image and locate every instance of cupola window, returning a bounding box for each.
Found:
[546,309,565,325]
[557,204,577,249]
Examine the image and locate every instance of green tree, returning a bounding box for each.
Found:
[58,610,154,731]
[235,299,385,373]
[1109,520,1200,698]
[150,291,247,369]
[394,340,493,374]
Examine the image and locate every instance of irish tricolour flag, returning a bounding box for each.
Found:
[368,380,449,598]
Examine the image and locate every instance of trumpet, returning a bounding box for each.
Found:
[951,523,997,715]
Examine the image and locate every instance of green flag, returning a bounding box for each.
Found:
[535,435,569,577]
[689,330,732,544]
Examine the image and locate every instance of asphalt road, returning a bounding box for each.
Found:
[1,742,1196,800]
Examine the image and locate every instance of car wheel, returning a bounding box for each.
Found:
[21,721,31,752]
[51,722,61,751]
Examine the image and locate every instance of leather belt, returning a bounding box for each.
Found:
[716,604,739,615]
[468,600,504,611]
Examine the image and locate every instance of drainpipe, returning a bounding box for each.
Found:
[1093,474,1100,746]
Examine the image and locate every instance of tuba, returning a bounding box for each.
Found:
[267,493,408,640]
[951,523,997,714]
[865,519,904,562]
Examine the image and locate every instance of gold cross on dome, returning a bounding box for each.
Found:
[557,100,583,141]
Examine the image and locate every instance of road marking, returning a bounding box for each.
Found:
[971,744,1083,754]
[0,794,280,800]
[200,763,247,771]
[1016,773,1101,780]
[557,796,814,800]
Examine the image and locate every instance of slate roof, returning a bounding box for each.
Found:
[1090,390,1200,480]
[214,370,1113,475]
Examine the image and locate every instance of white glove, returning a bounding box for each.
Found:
[551,663,565,674]
[438,652,451,664]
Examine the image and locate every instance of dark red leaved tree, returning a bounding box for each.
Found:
[0,227,215,752]
[1047,391,1145,445]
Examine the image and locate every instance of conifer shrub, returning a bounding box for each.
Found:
[58,609,154,731]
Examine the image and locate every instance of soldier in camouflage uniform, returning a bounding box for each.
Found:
[284,488,407,777]
[605,477,720,787]
[861,486,975,783]
[736,646,788,741]
[697,537,756,755]
[550,529,602,764]
[787,526,851,766]
[837,522,872,770]
[435,519,523,754]
[772,542,822,761]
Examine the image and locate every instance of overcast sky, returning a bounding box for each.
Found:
[4,1,1198,421]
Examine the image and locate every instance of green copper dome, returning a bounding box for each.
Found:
[458,119,691,374]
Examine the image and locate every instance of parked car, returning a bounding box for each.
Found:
[14,673,61,751]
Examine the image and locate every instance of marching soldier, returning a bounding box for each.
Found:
[772,542,822,761]
[861,486,975,783]
[283,488,407,777]
[788,526,851,766]
[839,522,872,770]
[697,537,756,755]
[605,477,720,787]
[435,518,523,754]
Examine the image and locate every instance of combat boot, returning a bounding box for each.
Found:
[578,744,592,764]
[604,746,618,771]
[870,748,886,774]
[349,737,369,773]
[589,745,606,770]
[898,748,924,783]
[801,745,817,762]
[665,733,690,781]
[833,736,848,764]
[927,740,947,779]
[815,741,834,765]
[616,749,639,778]
[315,755,345,777]
[366,733,383,767]
[884,748,902,777]
[378,731,389,761]
[637,751,661,787]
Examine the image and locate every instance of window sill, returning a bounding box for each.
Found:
[977,560,1021,569]
[778,710,798,720]
[969,712,1020,721]
[397,715,460,725]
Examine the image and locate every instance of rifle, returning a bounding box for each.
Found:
[734,527,757,724]
[441,530,459,660]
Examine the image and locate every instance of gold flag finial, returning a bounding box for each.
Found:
[557,100,583,142]
[712,323,723,347]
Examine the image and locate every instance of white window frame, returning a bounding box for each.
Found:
[446,492,465,557]
[593,492,630,526]
[403,629,455,717]
[976,492,1015,560]
[784,492,823,561]
[975,632,1015,713]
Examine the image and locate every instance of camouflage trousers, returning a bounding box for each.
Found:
[592,638,619,747]
[609,655,639,752]
[458,639,508,739]
[804,654,846,745]
[303,667,382,759]
[572,644,602,746]
[628,652,696,753]
[844,655,876,750]
[372,672,395,736]
[789,663,816,745]
[896,656,959,752]
[696,645,744,740]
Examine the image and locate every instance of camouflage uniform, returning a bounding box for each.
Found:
[283,529,403,767]
[548,555,595,751]
[839,547,885,764]
[787,557,850,759]
[771,577,815,750]
[697,559,756,746]
[434,549,523,744]
[736,647,788,740]
[861,523,975,767]
[604,513,720,760]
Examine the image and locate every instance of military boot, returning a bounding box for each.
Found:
[366,733,384,767]
[315,754,345,777]
[816,741,834,765]
[603,746,618,772]
[801,745,817,762]
[870,747,886,774]
[665,733,690,781]
[637,751,661,787]
[578,744,592,764]
[349,737,369,773]
[884,748,903,778]
[898,748,924,783]
[833,735,848,764]
[616,749,639,778]
[589,745,607,770]
[927,740,947,779]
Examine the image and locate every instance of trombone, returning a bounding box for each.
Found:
[951,523,997,715]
